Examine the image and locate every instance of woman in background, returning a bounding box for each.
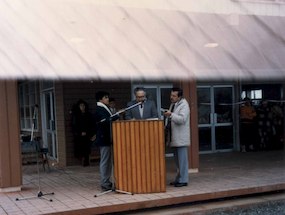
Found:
[72,99,93,166]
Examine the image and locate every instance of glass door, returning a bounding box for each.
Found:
[198,85,234,153]
[41,90,57,159]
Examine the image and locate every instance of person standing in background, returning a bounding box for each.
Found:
[125,87,158,120]
[164,87,190,187]
[239,97,257,152]
[271,102,284,149]
[72,99,93,166]
[257,100,273,150]
[109,98,117,114]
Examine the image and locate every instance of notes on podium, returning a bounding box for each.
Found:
[112,119,166,194]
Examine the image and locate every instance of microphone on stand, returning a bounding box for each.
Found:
[140,99,145,108]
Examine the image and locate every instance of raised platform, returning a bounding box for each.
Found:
[2,150,284,215]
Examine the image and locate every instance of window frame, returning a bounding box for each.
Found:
[19,81,39,131]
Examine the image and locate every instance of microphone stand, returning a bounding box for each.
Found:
[94,102,142,197]
[16,105,54,202]
[99,101,142,123]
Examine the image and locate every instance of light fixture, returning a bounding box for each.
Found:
[204,43,219,48]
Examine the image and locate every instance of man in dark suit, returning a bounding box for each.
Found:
[125,87,158,120]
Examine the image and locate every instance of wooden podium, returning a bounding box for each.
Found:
[112,120,166,194]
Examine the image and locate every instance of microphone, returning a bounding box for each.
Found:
[140,99,145,108]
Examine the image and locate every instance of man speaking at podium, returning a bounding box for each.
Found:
[125,87,158,120]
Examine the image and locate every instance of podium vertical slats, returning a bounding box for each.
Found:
[130,121,137,192]
[134,121,142,193]
[145,122,152,193]
[126,122,132,191]
[120,122,128,191]
[139,121,147,193]
[149,122,155,192]
[113,120,166,194]
[113,123,120,189]
[153,121,160,192]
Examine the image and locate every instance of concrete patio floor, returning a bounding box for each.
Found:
[0,150,284,215]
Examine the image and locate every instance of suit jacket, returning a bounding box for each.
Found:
[94,105,119,147]
[125,99,158,120]
[169,98,190,147]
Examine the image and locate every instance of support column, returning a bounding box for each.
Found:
[0,80,22,192]
[180,80,199,172]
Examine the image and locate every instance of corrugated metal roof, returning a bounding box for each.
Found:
[0,0,284,80]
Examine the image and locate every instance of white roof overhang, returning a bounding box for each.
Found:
[0,0,285,81]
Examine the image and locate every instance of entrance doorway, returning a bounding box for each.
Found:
[197,85,234,153]
[41,86,57,159]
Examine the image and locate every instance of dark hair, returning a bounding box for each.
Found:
[134,87,145,94]
[95,91,109,102]
[74,99,89,113]
[76,99,87,106]
[172,87,183,97]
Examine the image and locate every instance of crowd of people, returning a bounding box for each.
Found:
[71,87,191,191]
[240,98,284,152]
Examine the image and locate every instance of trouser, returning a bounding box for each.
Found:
[99,146,112,187]
[241,122,256,150]
[173,146,189,183]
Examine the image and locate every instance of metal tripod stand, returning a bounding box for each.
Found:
[16,105,55,202]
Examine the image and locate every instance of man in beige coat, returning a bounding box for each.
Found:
[164,87,190,187]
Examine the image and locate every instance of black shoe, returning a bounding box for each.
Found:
[169,181,178,186]
[101,185,112,191]
[174,182,188,187]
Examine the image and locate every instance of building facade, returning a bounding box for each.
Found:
[1,0,285,191]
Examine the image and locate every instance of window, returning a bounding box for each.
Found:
[19,82,38,131]
[251,90,262,99]
[241,89,262,100]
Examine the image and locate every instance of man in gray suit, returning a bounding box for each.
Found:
[125,87,158,120]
